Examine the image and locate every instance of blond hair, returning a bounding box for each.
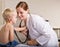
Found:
[2,8,15,22]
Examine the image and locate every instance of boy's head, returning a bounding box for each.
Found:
[2,8,17,24]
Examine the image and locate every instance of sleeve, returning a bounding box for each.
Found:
[32,15,51,46]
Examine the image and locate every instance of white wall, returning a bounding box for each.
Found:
[25,0,60,28]
[0,0,60,28]
[0,0,3,26]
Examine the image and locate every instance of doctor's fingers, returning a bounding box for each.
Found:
[20,31,27,36]
[21,29,27,35]
[27,41,35,46]
[23,28,28,32]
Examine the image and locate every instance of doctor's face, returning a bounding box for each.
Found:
[16,7,28,20]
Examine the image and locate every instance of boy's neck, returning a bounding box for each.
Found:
[6,21,13,25]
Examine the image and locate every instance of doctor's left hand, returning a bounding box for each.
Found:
[27,39,38,46]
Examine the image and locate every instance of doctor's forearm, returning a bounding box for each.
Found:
[14,26,26,31]
[36,34,50,45]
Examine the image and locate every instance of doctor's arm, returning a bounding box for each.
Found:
[34,17,51,46]
[14,26,27,32]
[27,26,50,46]
[27,15,51,46]
[29,16,50,46]
[14,26,27,36]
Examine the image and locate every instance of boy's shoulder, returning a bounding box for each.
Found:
[0,24,4,30]
[0,24,9,32]
[0,23,13,32]
[6,23,13,29]
[0,24,6,30]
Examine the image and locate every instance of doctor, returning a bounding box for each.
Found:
[16,1,58,47]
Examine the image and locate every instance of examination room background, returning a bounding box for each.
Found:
[0,0,60,46]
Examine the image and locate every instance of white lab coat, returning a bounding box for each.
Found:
[26,14,58,47]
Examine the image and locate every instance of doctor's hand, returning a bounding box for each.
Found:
[14,26,26,32]
[27,39,38,46]
[21,28,27,36]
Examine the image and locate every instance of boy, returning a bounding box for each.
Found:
[0,8,19,47]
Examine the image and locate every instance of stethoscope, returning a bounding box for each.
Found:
[14,13,31,44]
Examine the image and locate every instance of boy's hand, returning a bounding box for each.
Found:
[27,39,38,46]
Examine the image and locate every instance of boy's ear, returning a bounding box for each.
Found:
[8,17,12,21]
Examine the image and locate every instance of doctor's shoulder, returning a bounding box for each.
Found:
[30,14,46,22]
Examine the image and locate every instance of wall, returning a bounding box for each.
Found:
[0,0,60,28]
[0,0,3,27]
[25,0,60,28]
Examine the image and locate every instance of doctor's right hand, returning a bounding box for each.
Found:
[21,28,27,36]
[14,26,26,32]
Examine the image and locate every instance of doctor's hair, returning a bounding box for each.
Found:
[2,8,15,22]
[16,1,29,11]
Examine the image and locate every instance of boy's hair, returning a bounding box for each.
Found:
[2,8,14,22]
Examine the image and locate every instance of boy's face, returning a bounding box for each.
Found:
[11,12,17,24]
